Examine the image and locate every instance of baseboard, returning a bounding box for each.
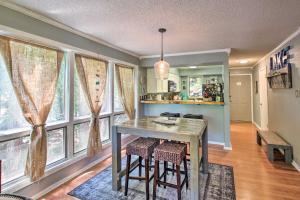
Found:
[32,153,112,199]
[208,141,225,146]
[208,141,232,151]
[292,160,300,172]
[275,149,299,172]
[224,145,233,151]
[253,121,261,130]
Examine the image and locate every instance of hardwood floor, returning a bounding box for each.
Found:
[41,122,300,200]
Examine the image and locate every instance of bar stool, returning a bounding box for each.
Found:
[160,112,181,174]
[125,137,160,200]
[182,114,203,119]
[160,112,180,117]
[153,142,189,200]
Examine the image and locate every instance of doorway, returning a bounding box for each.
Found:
[230,74,252,122]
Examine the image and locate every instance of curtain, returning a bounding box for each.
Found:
[0,36,63,181]
[115,64,135,120]
[75,54,108,156]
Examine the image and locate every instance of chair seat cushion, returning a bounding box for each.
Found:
[126,137,160,158]
[154,142,187,165]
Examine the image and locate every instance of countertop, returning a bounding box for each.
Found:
[140,100,224,105]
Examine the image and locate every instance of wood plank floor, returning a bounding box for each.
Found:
[40,122,300,200]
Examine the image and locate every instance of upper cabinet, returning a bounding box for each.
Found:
[146,68,180,93]
[146,68,157,93]
[146,66,223,94]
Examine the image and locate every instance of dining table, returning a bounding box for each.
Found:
[112,116,208,200]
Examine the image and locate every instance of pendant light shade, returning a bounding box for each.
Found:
[154,60,170,79]
[154,28,170,80]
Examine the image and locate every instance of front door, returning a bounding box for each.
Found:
[230,75,252,122]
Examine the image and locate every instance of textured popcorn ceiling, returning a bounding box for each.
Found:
[7,0,300,67]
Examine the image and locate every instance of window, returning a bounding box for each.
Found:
[0,56,28,131]
[189,77,203,97]
[113,114,129,138]
[47,128,66,165]
[74,66,110,117]
[47,58,66,123]
[114,69,124,112]
[100,117,110,142]
[0,52,66,131]
[113,114,129,125]
[74,67,90,118]
[0,37,136,186]
[101,81,110,115]
[73,117,110,153]
[0,129,65,184]
[0,136,29,184]
[73,122,89,153]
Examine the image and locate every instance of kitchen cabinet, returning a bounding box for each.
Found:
[147,68,180,93]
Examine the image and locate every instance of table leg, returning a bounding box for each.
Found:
[112,126,122,191]
[190,136,200,200]
[202,126,209,174]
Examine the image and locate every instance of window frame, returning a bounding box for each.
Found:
[46,127,67,166]
[0,49,138,190]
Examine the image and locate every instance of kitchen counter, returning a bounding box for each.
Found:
[140,100,224,105]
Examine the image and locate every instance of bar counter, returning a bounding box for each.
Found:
[140,100,224,105]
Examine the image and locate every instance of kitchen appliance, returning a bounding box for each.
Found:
[168,80,177,92]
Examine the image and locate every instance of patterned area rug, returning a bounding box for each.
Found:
[68,157,235,200]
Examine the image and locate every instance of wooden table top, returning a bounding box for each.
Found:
[114,116,207,140]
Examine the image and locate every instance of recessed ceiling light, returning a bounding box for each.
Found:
[239,60,249,64]
[189,66,197,68]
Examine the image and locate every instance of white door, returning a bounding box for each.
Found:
[259,66,269,130]
[230,75,252,121]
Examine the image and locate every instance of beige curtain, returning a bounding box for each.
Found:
[115,64,135,120]
[0,36,63,181]
[75,54,108,156]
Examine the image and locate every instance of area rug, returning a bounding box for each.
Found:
[68,157,236,200]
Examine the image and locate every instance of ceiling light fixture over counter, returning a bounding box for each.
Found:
[239,59,249,64]
[154,28,170,80]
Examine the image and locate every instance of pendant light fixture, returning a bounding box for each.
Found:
[154,28,170,80]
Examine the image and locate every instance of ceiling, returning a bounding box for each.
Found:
[5,0,300,67]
